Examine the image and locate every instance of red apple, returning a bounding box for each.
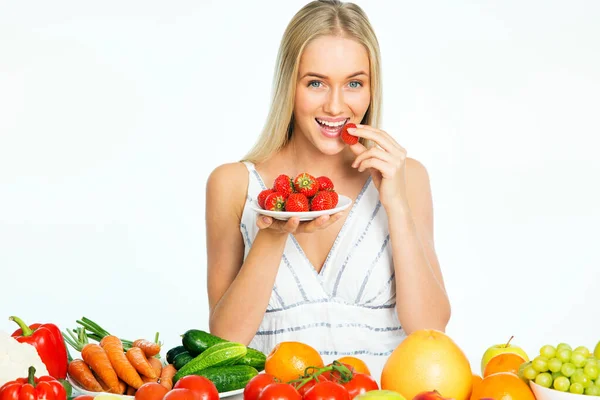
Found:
[412,390,448,400]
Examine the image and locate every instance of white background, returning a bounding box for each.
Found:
[1,0,599,375]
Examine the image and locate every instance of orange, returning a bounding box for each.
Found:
[336,356,371,375]
[469,374,483,400]
[473,372,535,400]
[381,329,473,400]
[264,341,324,383]
[483,353,526,378]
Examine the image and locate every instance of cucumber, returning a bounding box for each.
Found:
[173,342,247,383]
[241,349,266,371]
[181,329,223,355]
[181,329,266,370]
[192,365,259,393]
[166,345,188,364]
[173,351,194,370]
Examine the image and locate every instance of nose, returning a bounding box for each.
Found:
[323,86,345,115]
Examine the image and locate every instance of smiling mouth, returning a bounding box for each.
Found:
[315,118,349,128]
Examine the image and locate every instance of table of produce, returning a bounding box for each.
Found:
[1,315,599,400]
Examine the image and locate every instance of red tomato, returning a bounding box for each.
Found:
[135,383,170,400]
[339,373,378,398]
[303,381,350,400]
[292,375,329,397]
[243,373,277,400]
[256,383,301,400]
[163,388,202,400]
[174,376,219,400]
[321,363,355,382]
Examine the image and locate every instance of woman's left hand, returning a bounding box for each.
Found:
[348,124,408,209]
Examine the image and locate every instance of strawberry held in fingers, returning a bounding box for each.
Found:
[341,122,358,145]
[294,173,319,197]
[285,193,309,212]
[310,191,334,211]
[273,174,294,198]
[264,192,286,211]
[257,189,275,209]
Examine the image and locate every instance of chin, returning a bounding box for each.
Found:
[314,139,345,156]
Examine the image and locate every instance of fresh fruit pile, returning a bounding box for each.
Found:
[520,342,600,395]
[258,173,339,212]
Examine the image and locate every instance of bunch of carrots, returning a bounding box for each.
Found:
[63,317,177,396]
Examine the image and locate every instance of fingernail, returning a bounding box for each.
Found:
[262,216,270,223]
[347,128,357,133]
[356,124,363,128]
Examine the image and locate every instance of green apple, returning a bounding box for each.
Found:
[594,341,600,359]
[480,336,530,375]
[353,390,407,400]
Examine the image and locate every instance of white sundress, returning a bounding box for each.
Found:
[239,161,406,382]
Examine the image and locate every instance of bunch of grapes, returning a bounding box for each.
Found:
[519,343,600,395]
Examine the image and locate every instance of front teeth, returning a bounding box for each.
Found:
[317,118,347,127]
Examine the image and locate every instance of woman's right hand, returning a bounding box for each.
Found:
[256,212,345,234]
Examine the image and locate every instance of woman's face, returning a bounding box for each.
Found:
[293,35,371,155]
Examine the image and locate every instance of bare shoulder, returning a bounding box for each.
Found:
[206,162,249,215]
[405,157,431,189]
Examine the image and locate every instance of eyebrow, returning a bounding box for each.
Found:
[301,71,368,80]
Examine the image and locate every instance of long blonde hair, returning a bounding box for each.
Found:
[242,0,382,163]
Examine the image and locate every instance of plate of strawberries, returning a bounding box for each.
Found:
[251,172,352,221]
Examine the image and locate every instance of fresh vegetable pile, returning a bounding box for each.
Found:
[166,329,265,392]
[258,173,339,212]
[62,317,168,395]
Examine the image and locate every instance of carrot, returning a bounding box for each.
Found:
[68,359,104,392]
[81,343,120,393]
[118,380,127,394]
[148,357,162,377]
[126,347,157,379]
[159,364,176,390]
[91,370,111,392]
[142,357,161,382]
[100,335,144,389]
[133,339,161,357]
[126,385,136,396]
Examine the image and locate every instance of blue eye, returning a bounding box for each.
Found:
[349,81,362,88]
[308,80,322,88]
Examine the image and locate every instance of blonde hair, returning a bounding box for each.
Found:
[242,0,382,163]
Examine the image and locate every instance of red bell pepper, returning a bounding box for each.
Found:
[9,316,68,380]
[0,367,66,400]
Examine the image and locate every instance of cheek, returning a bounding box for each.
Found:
[347,90,371,114]
[294,87,323,116]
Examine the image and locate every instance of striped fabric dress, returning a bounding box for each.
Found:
[240,161,406,381]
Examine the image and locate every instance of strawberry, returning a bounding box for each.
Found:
[310,191,334,211]
[341,122,358,145]
[264,192,286,211]
[273,174,294,198]
[294,173,318,197]
[316,176,334,191]
[285,193,309,212]
[328,190,339,208]
[258,189,275,209]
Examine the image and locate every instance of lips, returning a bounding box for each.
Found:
[315,118,348,138]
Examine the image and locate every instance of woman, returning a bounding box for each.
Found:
[205,0,450,380]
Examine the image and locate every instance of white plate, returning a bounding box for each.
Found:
[250,195,352,221]
[68,374,245,399]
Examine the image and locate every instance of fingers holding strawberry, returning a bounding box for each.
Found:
[341,123,409,209]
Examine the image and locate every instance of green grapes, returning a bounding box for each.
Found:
[523,341,600,396]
